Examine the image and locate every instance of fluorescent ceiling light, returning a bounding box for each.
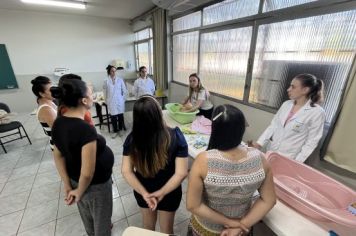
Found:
[21,0,86,9]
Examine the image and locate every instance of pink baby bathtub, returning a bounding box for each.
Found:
[266,152,356,228]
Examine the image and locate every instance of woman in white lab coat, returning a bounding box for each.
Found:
[133,66,155,98]
[103,65,127,138]
[249,74,326,162]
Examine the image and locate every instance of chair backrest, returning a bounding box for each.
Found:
[0,103,10,113]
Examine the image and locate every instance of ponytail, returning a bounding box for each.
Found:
[310,79,324,106]
[295,74,324,107]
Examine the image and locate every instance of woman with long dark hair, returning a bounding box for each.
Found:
[121,95,188,234]
[187,105,276,236]
[51,77,114,236]
[249,73,326,162]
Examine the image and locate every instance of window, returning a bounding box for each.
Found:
[203,0,259,25]
[200,27,253,100]
[172,31,199,84]
[173,12,201,32]
[250,10,356,122]
[171,0,356,124]
[263,0,317,12]
[134,28,154,74]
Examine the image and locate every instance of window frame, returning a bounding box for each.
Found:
[134,27,154,75]
[170,0,356,114]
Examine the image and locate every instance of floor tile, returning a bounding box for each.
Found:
[33,171,60,188]
[127,212,142,227]
[112,197,126,222]
[0,170,11,184]
[55,213,86,236]
[174,201,191,225]
[17,221,56,236]
[112,184,120,199]
[116,177,132,196]
[0,160,17,173]
[111,218,129,236]
[57,199,79,219]
[8,164,39,181]
[121,193,140,217]
[0,175,35,197]
[27,182,60,207]
[38,159,57,174]
[0,191,30,216]
[15,155,43,169]
[19,199,59,232]
[173,219,189,236]
[0,210,24,236]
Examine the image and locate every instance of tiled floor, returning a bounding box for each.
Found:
[0,111,190,236]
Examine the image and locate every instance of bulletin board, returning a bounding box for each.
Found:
[0,44,18,89]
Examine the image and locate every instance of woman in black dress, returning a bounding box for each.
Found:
[121,95,188,234]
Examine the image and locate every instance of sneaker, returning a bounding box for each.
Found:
[111,132,118,139]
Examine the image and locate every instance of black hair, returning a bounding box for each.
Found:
[139,66,147,73]
[31,76,51,99]
[50,77,88,108]
[207,104,246,151]
[58,73,82,87]
[294,73,324,107]
[106,65,116,75]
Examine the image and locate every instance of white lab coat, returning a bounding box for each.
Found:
[103,76,127,115]
[133,77,155,98]
[257,100,326,162]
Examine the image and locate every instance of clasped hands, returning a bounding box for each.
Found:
[142,189,165,211]
[220,218,250,236]
[63,184,83,206]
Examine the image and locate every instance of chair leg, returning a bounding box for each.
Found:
[0,138,7,153]
[21,125,32,145]
[18,127,23,139]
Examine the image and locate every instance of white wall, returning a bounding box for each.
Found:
[168,82,275,141]
[0,9,136,112]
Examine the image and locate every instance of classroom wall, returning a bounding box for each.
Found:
[0,9,136,112]
[168,82,275,141]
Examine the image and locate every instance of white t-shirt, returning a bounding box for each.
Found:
[189,89,213,110]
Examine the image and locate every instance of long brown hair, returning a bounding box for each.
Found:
[188,73,205,101]
[130,96,170,178]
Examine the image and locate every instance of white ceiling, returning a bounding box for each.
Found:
[0,0,156,20]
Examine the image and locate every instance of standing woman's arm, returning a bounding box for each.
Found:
[53,146,72,203]
[121,155,157,209]
[68,140,96,203]
[148,157,188,202]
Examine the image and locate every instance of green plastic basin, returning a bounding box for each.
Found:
[165,103,199,124]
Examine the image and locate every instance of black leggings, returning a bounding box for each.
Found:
[110,113,125,133]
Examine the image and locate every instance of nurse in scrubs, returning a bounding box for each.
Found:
[249,74,326,162]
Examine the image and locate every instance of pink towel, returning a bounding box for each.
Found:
[191,116,212,135]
